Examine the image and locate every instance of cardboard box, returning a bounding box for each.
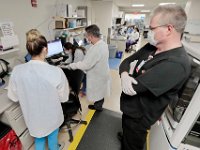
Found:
[54,17,66,29]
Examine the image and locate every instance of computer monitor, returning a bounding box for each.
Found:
[116,18,122,24]
[46,40,63,58]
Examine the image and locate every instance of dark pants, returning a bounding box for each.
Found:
[121,114,149,150]
[94,98,104,109]
[125,40,137,51]
[81,74,86,93]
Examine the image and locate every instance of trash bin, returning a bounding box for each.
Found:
[0,121,22,150]
[0,121,11,139]
[116,51,123,59]
[108,44,117,58]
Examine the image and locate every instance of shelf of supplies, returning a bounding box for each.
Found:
[65,17,86,19]
[0,48,19,55]
[54,26,86,31]
[53,16,86,20]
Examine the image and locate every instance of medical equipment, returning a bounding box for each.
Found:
[0,59,9,86]
[150,41,200,150]
[0,22,19,51]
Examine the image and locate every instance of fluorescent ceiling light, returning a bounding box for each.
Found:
[159,3,176,5]
[140,10,150,13]
[132,4,144,7]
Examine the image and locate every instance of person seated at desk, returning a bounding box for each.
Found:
[125,26,140,52]
[63,42,86,64]
[62,42,87,96]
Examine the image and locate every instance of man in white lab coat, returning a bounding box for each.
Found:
[62,24,111,111]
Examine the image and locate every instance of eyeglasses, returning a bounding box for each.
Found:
[149,24,168,30]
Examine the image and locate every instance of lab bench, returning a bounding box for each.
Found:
[0,77,34,149]
[110,37,126,52]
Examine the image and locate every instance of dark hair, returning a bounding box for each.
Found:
[85,24,101,38]
[123,21,127,26]
[26,35,47,56]
[135,27,139,32]
[63,42,86,61]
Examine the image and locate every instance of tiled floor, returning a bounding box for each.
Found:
[29,36,147,150]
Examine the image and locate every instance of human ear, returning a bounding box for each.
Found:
[43,47,48,55]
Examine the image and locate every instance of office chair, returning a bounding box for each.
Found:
[60,69,87,142]
[127,39,139,53]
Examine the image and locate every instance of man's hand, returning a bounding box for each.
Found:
[121,72,137,96]
[59,64,71,69]
[68,63,77,70]
[60,62,69,65]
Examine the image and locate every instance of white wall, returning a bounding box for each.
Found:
[185,0,200,20]
[112,3,119,18]
[0,0,91,56]
[184,0,200,34]
[91,1,113,37]
[144,13,150,28]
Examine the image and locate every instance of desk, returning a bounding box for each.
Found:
[0,92,14,114]
[110,37,126,52]
[0,76,13,114]
[0,76,34,149]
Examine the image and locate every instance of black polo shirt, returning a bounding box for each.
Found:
[119,43,191,126]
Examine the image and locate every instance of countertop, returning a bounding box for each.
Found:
[0,76,14,114]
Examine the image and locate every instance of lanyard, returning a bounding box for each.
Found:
[136,55,154,73]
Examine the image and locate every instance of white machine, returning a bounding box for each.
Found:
[150,40,200,150]
[0,21,19,51]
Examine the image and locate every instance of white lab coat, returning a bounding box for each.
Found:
[127,31,139,42]
[7,60,69,138]
[65,48,85,63]
[73,48,85,63]
[69,40,111,102]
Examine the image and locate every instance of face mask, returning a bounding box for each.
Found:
[64,50,71,55]
[86,38,91,44]
[147,30,158,46]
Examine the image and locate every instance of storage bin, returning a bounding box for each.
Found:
[0,121,11,139]
[0,122,22,150]
[108,44,117,58]
[116,51,123,59]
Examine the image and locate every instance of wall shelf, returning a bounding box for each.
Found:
[54,26,85,31]
[65,17,86,19]
[0,48,19,56]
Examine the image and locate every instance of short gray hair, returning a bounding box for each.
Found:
[151,4,187,33]
[85,24,101,38]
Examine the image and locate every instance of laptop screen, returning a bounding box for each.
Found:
[46,40,63,58]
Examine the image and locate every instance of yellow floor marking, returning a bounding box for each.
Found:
[68,110,95,150]
[68,110,150,150]
[147,130,150,150]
